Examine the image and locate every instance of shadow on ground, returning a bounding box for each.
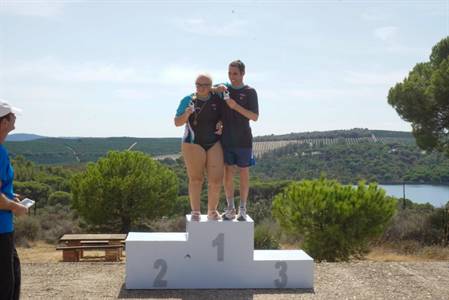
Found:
[117,283,314,299]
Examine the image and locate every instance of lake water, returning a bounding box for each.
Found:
[378,184,449,207]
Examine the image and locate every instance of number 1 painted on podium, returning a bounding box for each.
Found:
[212,233,224,261]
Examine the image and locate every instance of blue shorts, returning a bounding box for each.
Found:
[223,148,255,167]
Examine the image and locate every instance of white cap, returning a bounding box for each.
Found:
[0,100,22,118]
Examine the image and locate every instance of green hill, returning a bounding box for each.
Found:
[255,128,414,141]
[253,140,449,184]
[4,129,418,166]
[5,137,181,165]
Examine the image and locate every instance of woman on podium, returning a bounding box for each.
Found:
[174,74,224,221]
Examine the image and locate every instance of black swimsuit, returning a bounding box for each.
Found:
[183,94,223,151]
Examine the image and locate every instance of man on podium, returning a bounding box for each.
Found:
[215,60,259,221]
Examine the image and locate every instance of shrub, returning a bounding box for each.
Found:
[48,191,72,206]
[254,219,280,249]
[71,151,178,232]
[37,205,81,243]
[147,216,186,232]
[14,216,41,246]
[382,200,449,246]
[272,178,396,261]
[248,199,272,224]
[14,181,51,207]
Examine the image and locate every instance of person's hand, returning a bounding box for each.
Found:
[215,121,223,135]
[225,99,238,110]
[185,105,194,116]
[13,193,24,202]
[215,85,228,94]
[13,203,28,216]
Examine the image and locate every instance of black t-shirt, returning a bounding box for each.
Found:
[187,94,223,147]
[221,85,259,148]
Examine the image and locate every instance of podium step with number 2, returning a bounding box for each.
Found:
[126,215,314,289]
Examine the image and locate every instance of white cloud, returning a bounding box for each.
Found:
[371,26,426,56]
[383,44,429,57]
[0,0,65,17]
[115,89,151,101]
[361,10,388,21]
[373,26,398,42]
[342,70,408,86]
[258,86,387,105]
[288,88,378,101]
[159,65,226,86]
[4,58,154,83]
[4,58,234,87]
[173,17,248,37]
[159,65,201,85]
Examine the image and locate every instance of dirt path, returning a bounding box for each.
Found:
[20,261,449,299]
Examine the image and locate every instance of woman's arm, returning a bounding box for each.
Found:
[174,95,194,126]
[174,109,193,127]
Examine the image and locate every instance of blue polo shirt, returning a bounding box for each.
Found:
[0,144,14,234]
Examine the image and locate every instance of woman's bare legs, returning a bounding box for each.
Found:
[182,143,206,213]
[206,142,224,215]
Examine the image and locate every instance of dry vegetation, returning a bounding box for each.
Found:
[18,241,449,264]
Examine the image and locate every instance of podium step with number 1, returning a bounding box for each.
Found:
[126,214,314,289]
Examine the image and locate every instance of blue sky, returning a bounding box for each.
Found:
[0,0,448,137]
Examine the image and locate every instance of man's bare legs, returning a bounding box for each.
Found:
[223,165,250,220]
[223,165,236,220]
[237,167,250,220]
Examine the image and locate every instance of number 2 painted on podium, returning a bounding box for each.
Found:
[153,259,168,287]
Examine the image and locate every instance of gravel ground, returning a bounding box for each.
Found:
[20,261,449,300]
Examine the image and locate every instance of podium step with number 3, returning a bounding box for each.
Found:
[126,215,314,289]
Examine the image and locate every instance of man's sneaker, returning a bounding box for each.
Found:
[237,208,247,221]
[222,208,236,220]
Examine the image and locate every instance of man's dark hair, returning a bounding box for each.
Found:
[229,60,245,74]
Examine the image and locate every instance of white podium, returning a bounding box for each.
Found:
[126,215,314,289]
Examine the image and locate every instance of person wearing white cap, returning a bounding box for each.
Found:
[0,100,28,300]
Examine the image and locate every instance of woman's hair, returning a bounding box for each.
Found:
[229,60,245,74]
[0,113,13,124]
[195,73,213,85]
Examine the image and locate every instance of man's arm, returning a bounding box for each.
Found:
[226,100,259,121]
[226,89,259,121]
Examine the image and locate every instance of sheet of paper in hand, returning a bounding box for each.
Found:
[20,198,35,208]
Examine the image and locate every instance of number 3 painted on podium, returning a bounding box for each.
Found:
[274,261,288,288]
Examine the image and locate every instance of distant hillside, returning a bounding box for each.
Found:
[5,137,181,165]
[6,133,46,142]
[3,129,415,165]
[252,138,449,184]
[255,128,413,142]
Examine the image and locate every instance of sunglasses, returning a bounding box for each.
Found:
[195,83,212,88]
